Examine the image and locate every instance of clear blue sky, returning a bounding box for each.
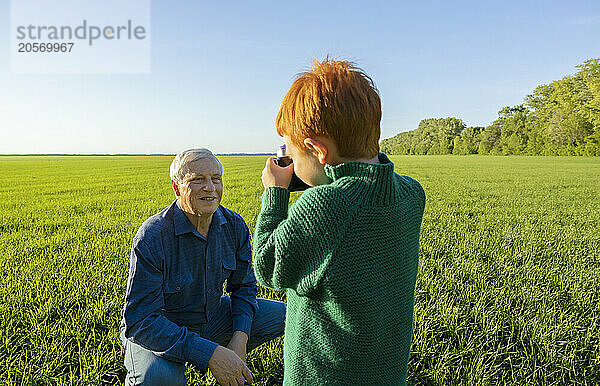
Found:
[1,0,600,154]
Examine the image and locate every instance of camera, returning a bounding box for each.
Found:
[274,145,310,191]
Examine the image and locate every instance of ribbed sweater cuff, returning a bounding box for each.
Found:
[260,187,290,217]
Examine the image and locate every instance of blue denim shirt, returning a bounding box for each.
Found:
[120,200,258,372]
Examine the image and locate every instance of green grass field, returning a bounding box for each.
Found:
[0,155,598,385]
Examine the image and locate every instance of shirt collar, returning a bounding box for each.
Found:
[173,199,227,237]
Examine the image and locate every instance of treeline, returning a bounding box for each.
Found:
[381,58,600,156]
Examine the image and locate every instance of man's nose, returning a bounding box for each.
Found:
[203,180,215,191]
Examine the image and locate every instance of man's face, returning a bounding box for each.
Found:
[176,157,223,217]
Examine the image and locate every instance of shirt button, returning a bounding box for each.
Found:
[176,286,181,291]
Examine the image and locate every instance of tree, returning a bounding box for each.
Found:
[381,57,600,156]
[453,126,484,155]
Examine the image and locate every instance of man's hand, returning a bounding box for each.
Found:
[227,331,249,364]
[208,345,253,385]
[262,157,293,189]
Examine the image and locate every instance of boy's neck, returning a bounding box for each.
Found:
[330,153,380,166]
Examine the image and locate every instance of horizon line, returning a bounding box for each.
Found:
[0,152,276,157]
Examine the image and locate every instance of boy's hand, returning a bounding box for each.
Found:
[262,157,293,189]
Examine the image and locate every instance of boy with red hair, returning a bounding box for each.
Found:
[253,58,425,385]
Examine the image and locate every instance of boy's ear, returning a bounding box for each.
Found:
[303,138,329,164]
[171,180,181,197]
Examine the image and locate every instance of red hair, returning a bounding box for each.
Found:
[276,58,381,158]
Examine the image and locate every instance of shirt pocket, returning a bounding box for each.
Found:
[163,273,195,312]
[221,253,237,284]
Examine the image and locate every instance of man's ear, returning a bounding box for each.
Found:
[303,138,329,164]
[171,180,181,197]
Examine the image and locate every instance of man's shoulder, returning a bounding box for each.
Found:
[217,205,249,236]
[218,205,245,223]
[134,201,177,244]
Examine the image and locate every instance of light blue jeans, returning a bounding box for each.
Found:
[122,296,286,385]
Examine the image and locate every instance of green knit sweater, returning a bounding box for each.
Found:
[253,153,425,385]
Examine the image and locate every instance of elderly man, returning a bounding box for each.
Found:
[120,148,286,385]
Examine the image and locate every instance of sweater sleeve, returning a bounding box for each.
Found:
[407,176,426,212]
[252,186,353,295]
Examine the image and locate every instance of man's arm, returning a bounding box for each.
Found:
[122,238,218,372]
[226,221,259,338]
[252,186,353,295]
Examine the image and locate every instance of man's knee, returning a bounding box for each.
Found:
[142,359,186,386]
[249,299,286,349]
[124,340,186,386]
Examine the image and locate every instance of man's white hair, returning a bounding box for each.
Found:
[170,148,223,185]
